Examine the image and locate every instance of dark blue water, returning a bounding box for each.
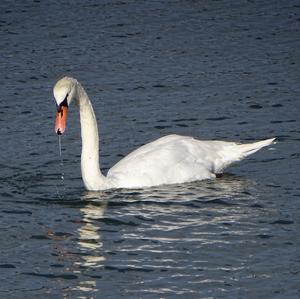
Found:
[1,0,299,298]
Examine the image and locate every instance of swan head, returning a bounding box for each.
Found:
[53,77,77,135]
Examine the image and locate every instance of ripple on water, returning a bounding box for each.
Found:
[1,0,299,297]
[22,272,78,280]
[0,264,16,269]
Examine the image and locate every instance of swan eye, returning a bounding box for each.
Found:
[57,94,69,112]
[63,93,69,104]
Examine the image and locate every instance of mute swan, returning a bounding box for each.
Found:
[54,77,275,191]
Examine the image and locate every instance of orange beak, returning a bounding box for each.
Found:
[55,106,68,135]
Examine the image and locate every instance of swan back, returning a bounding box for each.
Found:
[107,135,275,189]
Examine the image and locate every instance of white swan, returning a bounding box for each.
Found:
[54,77,275,191]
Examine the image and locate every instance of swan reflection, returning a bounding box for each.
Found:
[105,174,257,203]
[67,192,107,296]
[76,192,107,267]
[69,175,260,296]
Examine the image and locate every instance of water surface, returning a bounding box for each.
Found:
[0,0,299,298]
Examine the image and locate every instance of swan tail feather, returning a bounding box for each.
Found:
[237,138,276,158]
[215,138,276,173]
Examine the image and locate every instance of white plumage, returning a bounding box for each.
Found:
[107,135,275,188]
[53,77,275,191]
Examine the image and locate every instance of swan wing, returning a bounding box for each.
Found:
[107,135,232,188]
[107,135,275,189]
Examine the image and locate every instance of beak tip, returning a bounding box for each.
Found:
[55,127,64,135]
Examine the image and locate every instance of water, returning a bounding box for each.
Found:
[55,135,66,198]
[0,0,299,298]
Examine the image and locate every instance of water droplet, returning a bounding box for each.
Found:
[56,135,66,197]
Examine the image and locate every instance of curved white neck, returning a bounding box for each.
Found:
[76,84,108,190]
